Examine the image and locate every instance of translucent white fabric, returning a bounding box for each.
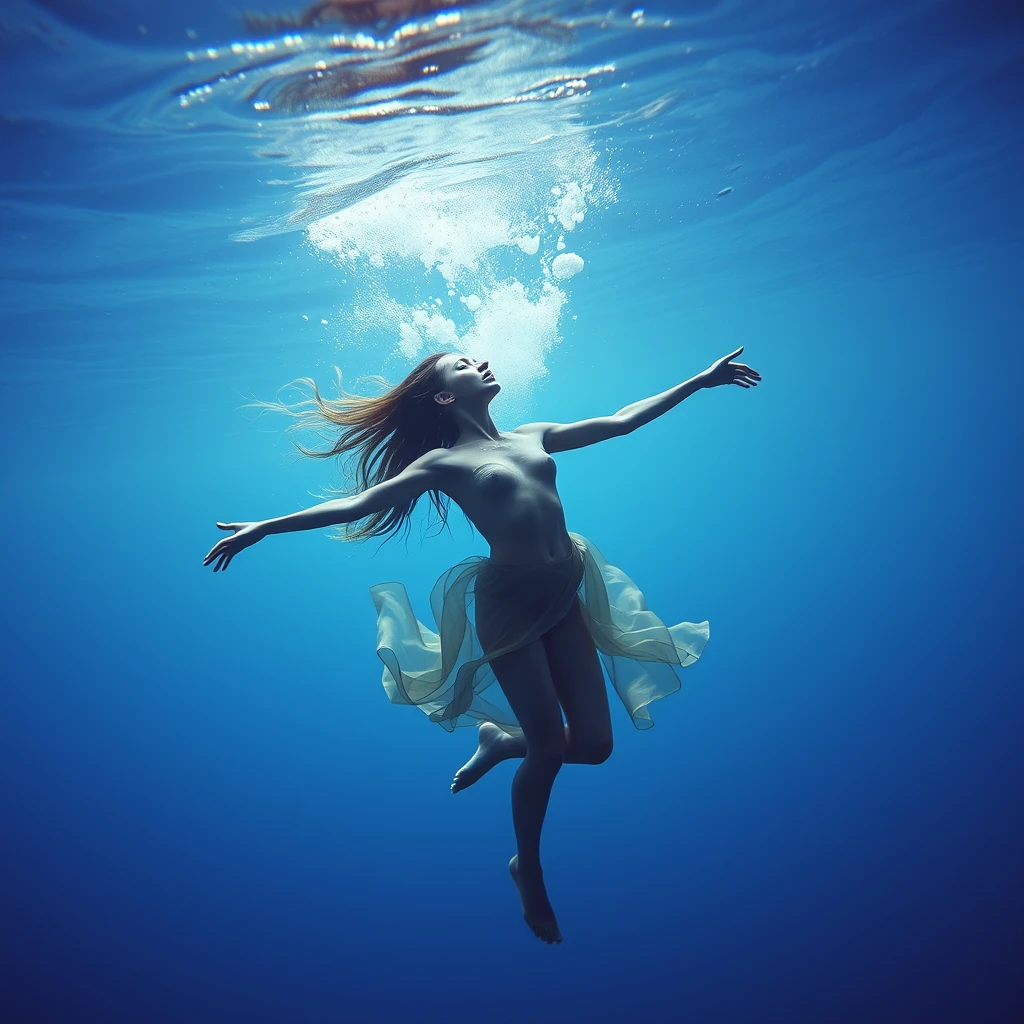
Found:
[370,532,709,733]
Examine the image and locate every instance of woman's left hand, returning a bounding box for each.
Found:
[700,346,761,389]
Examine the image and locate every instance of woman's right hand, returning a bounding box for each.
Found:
[203,521,266,572]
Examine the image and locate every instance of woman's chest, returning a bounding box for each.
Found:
[450,438,557,500]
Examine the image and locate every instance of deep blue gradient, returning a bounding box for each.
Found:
[1,1,1022,1022]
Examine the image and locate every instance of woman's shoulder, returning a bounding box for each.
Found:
[411,446,454,476]
[511,422,552,436]
[416,444,469,479]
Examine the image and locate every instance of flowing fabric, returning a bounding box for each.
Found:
[369,532,709,733]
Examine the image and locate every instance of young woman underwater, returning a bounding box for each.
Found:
[203,347,761,943]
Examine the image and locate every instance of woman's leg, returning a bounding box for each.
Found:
[484,636,567,943]
[542,596,613,762]
[451,598,612,792]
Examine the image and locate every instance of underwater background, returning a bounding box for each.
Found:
[1,0,1021,1021]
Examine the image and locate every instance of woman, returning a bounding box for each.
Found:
[203,347,760,943]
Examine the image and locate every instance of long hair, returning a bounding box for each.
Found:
[243,351,460,546]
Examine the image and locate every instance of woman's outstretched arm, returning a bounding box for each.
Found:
[615,345,760,432]
[203,451,443,572]
[515,346,760,454]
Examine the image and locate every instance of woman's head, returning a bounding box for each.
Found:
[431,352,500,408]
[244,350,494,545]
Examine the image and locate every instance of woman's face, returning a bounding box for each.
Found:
[436,353,500,403]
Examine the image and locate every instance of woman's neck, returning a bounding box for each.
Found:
[451,408,501,445]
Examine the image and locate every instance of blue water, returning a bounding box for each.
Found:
[2,0,1022,1020]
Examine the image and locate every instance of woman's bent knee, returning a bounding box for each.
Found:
[579,736,613,764]
[526,740,566,768]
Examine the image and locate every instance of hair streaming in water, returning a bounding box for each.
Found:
[243,351,463,544]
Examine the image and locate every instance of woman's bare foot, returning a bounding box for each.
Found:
[451,722,522,793]
[509,855,562,944]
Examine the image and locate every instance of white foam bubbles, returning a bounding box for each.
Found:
[398,306,459,358]
[551,181,587,231]
[398,322,423,358]
[461,280,565,390]
[389,280,565,401]
[303,122,616,387]
[551,252,584,280]
[306,183,513,286]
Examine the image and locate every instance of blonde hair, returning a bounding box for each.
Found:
[244,352,460,544]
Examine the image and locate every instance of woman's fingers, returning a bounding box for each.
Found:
[204,540,227,564]
[205,536,240,568]
[206,523,246,567]
[731,363,760,377]
[705,351,761,389]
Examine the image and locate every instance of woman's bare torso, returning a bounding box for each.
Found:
[432,429,573,565]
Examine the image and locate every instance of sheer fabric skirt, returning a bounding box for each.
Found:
[369,532,709,733]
